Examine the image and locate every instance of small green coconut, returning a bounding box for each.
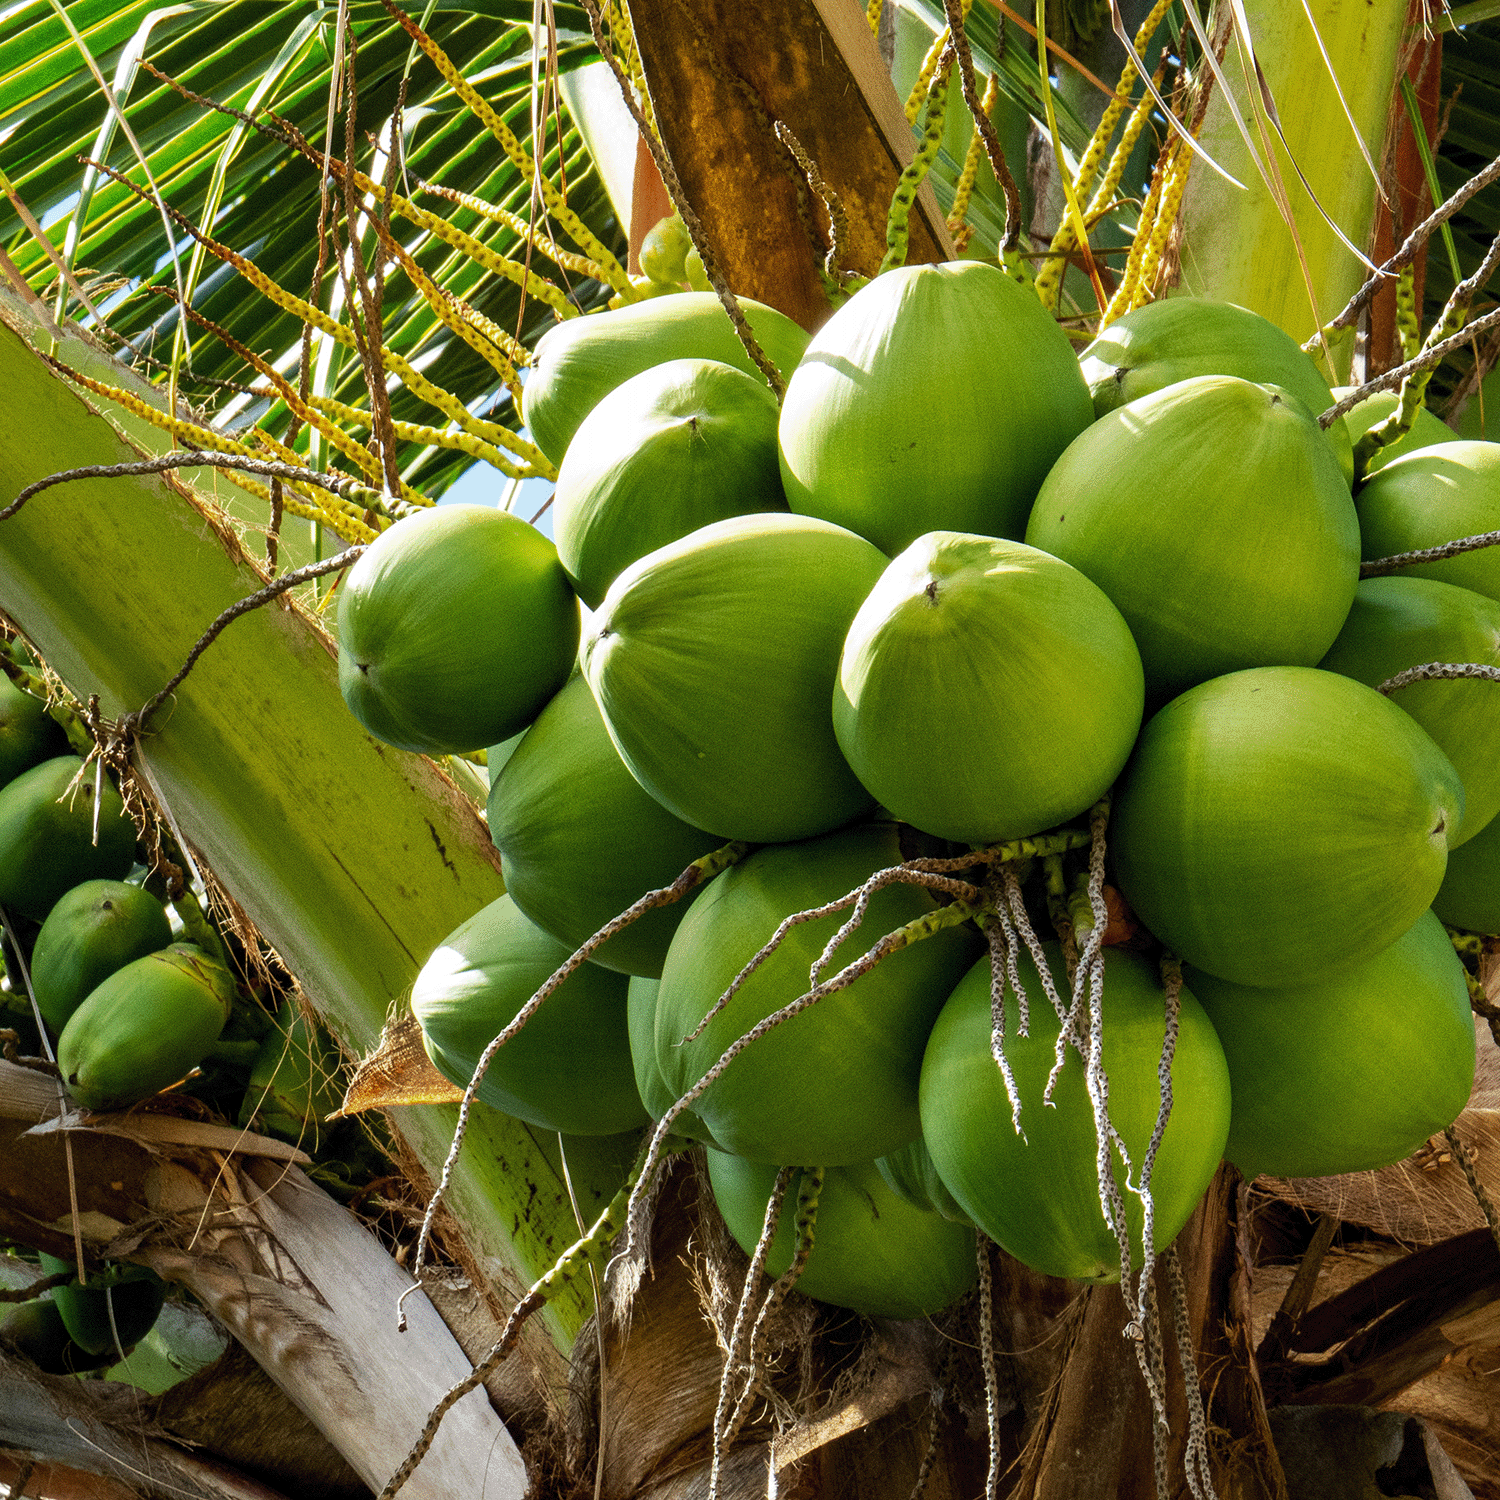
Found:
[0,757,137,921]
[1319,576,1500,845]
[553,358,787,608]
[626,976,709,1141]
[1111,666,1464,988]
[778,261,1094,555]
[919,944,1229,1283]
[524,293,811,466]
[1026,376,1361,701]
[1433,804,1500,934]
[31,879,172,1034]
[1356,441,1500,602]
[1077,296,1353,483]
[705,1150,977,1320]
[487,674,724,977]
[834,532,1143,844]
[411,894,648,1136]
[337,505,578,755]
[37,1253,166,1357]
[654,823,981,1165]
[58,944,236,1112]
[1186,910,1474,1180]
[0,677,68,791]
[581,513,888,844]
[1333,387,1458,479]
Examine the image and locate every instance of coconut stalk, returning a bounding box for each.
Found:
[1174,0,1409,376]
[0,285,621,1381]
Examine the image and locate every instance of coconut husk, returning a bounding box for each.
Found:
[338,1010,462,1113]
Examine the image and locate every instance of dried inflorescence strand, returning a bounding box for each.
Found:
[1444,1123,1500,1259]
[404,840,749,1292]
[1379,661,1500,694]
[772,121,859,300]
[1166,1244,1216,1500]
[978,1235,1002,1500]
[941,0,1021,254]
[979,908,1026,1134]
[1363,524,1500,576]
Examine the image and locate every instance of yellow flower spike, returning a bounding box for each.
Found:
[905,28,952,125]
[1133,135,1194,309]
[866,0,882,36]
[412,182,603,280]
[1102,141,1172,326]
[947,71,999,247]
[884,53,954,274]
[305,394,540,480]
[379,0,633,299]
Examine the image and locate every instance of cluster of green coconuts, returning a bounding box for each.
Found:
[334,259,1497,1318]
[0,675,338,1368]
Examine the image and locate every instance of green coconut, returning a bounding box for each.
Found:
[238,996,347,1146]
[626,976,709,1140]
[581,513,888,844]
[705,1150,977,1320]
[31,880,172,1035]
[0,757,138,921]
[1186,910,1474,1180]
[654,823,982,1165]
[1333,387,1458,479]
[640,214,693,286]
[1112,666,1464,988]
[778,262,1093,555]
[0,676,68,791]
[1077,296,1353,483]
[920,944,1229,1283]
[834,533,1143,844]
[1318,576,1500,846]
[411,894,648,1136]
[1433,803,1500,933]
[37,1253,167,1357]
[524,293,811,466]
[487,674,725,977]
[554,358,788,609]
[58,944,236,1112]
[874,1136,972,1224]
[1,1296,115,1375]
[1026,376,1361,702]
[337,505,578,755]
[1356,441,1500,602]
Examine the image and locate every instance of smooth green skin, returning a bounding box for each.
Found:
[37,1252,166,1356]
[834,533,1144,844]
[1026,377,1361,702]
[1356,441,1500,602]
[1078,296,1353,484]
[874,1136,972,1225]
[555,358,788,609]
[1318,577,1500,845]
[919,945,1230,1283]
[1186,910,1474,1181]
[705,1150,977,1320]
[412,894,648,1137]
[0,676,67,791]
[337,505,579,755]
[625,976,709,1140]
[1434,800,1500,934]
[1333,387,1458,479]
[238,996,346,1145]
[1,1297,113,1374]
[0,757,136,921]
[487,672,724,979]
[58,944,235,1112]
[655,824,982,1165]
[778,262,1094,556]
[640,217,692,285]
[582,513,888,844]
[31,880,172,1035]
[524,293,811,467]
[1112,667,1464,988]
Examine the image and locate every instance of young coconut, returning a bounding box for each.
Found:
[1318,576,1500,845]
[411,894,649,1136]
[581,513,888,844]
[337,505,578,755]
[553,357,788,608]
[1186,910,1474,1180]
[1076,296,1354,483]
[0,757,138,921]
[1433,804,1500,934]
[1356,441,1500,602]
[1026,376,1360,702]
[31,880,173,1034]
[0,676,68,791]
[523,293,811,467]
[833,532,1143,845]
[778,260,1094,555]
[1111,666,1464,988]
[626,976,710,1141]
[654,823,982,1166]
[705,1150,977,1320]
[487,674,725,977]
[918,944,1229,1284]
